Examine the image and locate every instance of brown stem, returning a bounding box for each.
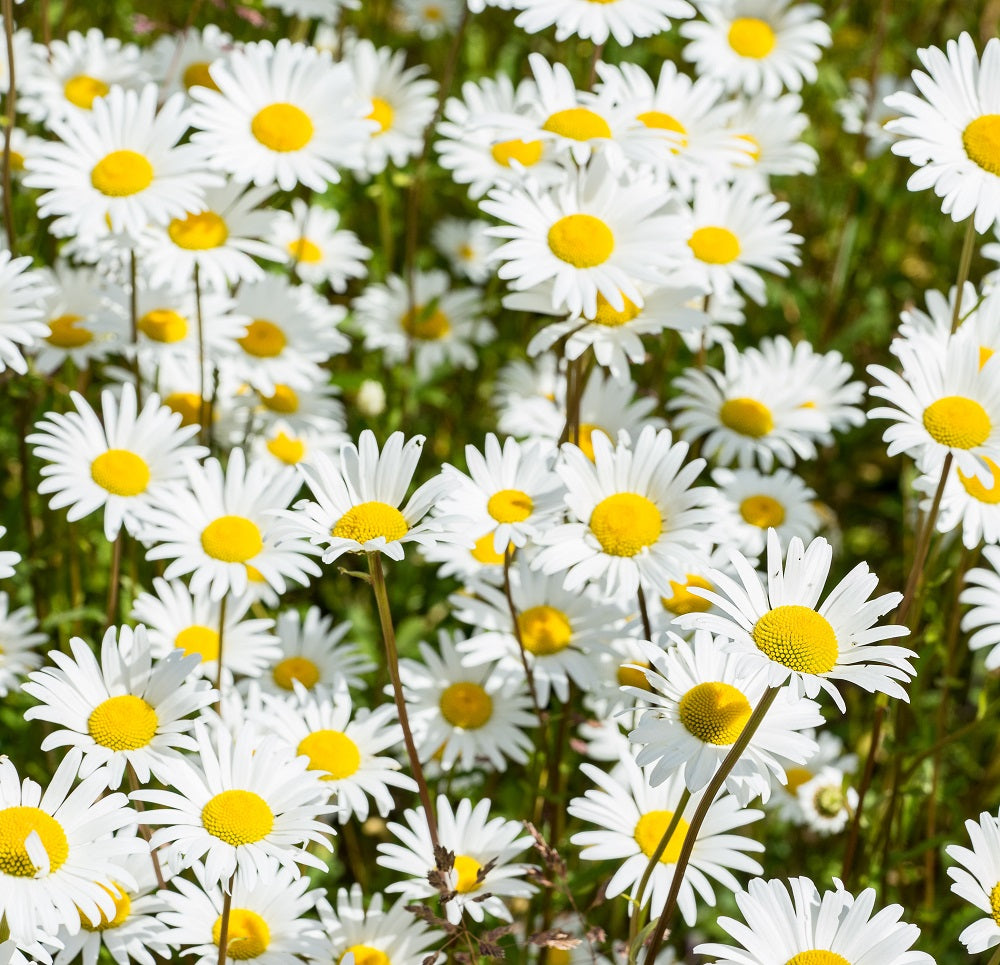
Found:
[637,585,653,642]
[216,877,234,965]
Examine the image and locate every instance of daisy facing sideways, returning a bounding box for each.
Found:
[947,809,1000,953]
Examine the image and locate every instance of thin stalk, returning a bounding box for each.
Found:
[637,585,653,642]
[1,0,16,255]
[376,169,394,278]
[129,250,142,406]
[367,551,439,846]
[216,877,234,965]
[644,688,779,964]
[503,547,543,722]
[627,787,692,963]
[214,595,228,715]
[127,763,166,889]
[948,219,977,334]
[104,532,124,629]
[194,264,209,447]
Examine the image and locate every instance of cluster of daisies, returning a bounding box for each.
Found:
[4,0,1000,963]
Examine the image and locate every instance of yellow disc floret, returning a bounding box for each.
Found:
[785,952,850,965]
[439,682,492,729]
[287,237,323,263]
[542,108,611,141]
[990,881,1000,925]
[238,320,287,358]
[547,214,615,268]
[633,810,690,864]
[367,97,395,134]
[576,424,610,461]
[720,397,774,438]
[0,806,69,876]
[589,492,662,557]
[342,946,390,965]
[138,308,188,343]
[752,605,838,675]
[922,395,991,449]
[959,458,1000,503]
[487,488,533,524]
[518,605,572,656]
[470,533,505,565]
[87,694,158,751]
[332,501,409,544]
[963,114,1000,175]
[266,431,306,465]
[91,150,153,197]
[728,17,777,59]
[297,729,362,780]
[453,854,484,893]
[168,211,229,250]
[182,62,220,92]
[617,660,651,690]
[678,681,752,745]
[80,882,131,931]
[201,515,263,563]
[590,292,641,327]
[491,138,543,167]
[201,789,274,846]
[261,384,299,414]
[46,314,92,348]
[90,449,151,497]
[64,74,110,109]
[637,111,688,150]
[213,908,271,960]
[251,103,314,152]
[164,392,203,428]
[272,655,321,691]
[175,625,220,662]
[661,575,713,616]
[740,494,786,529]
[401,306,451,340]
[688,226,741,264]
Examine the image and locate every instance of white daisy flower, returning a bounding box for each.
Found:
[960,545,1000,670]
[0,591,45,695]
[885,33,1000,233]
[492,353,564,442]
[261,0,359,23]
[726,92,818,184]
[233,376,347,445]
[377,795,536,924]
[139,447,320,601]
[681,0,832,98]
[0,252,53,376]
[695,876,932,965]
[431,218,498,284]
[510,0,693,46]
[794,766,857,835]
[569,753,764,924]
[271,199,370,291]
[836,74,911,159]
[23,625,215,789]
[397,0,465,38]
[189,39,372,191]
[947,809,1000,953]
[679,530,915,712]
[534,425,714,599]
[145,25,234,99]
[419,525,515,585]
[28,383,207,542]
[769,728,856,825]
[134,722,333,890]
[914,454,1000,548]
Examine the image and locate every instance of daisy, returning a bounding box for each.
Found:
[189,39,372,191]
[139,447,321,601]
[400,631,536,771]
[568,754,764,924]
[419,525,514,585]
[233,377,347,444]
[794,766,858,835]
[23,625,215,789]
[625,633,822,804]
[133,722,333,890]
[280,430,452,564]
[510,0,693,46]
[960,546,1000,670]
[885,33,1000,233]
[377,795,536,924]
[131,577,279,681]
[493,354,565,442]
[158,860,328,965]
[25,83,217,242]
[251,423,344,472]
[28,383,207,541]
[678,530,915,712]
[321,884,441,965]
[353,270,494,383]
[260,682,414,822]
[261,0,359,22]
[534,425,714,599]
[271,199,370,291]
[0,591,45,696]
[0,749,145,944]
[694,876,933,965]
[837,74,911,158]
[0,252,53,376]
[432,218,498,283]
[769,729,856,825]
[481,157,678,318]
[398,0,465,38]
[681,0,832,98]
[726,92,818,184]
[947,810,1000,953]
[914,454,1000,548]
[145,25,233,98]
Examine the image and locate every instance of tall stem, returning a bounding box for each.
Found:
[214,595,228,715]
[503,547,543,722]
[644,688,779,964]
[129,250,143,406]
[948,219,977,334]
[104,532,124,629]
[127,763,166,889]
[194,263,209,447]
[367,551,439,846]
[216,876,234,965]
[636,585,653,642]
[2,0,17,255]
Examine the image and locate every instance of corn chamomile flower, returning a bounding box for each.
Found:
[271,199,369,291]
[695,876,933,965]
[569,753,764,923]
[0,252,54,376]
[134,722,333,890]
[535,425,714,599]
[510,0,693,45]
[377,795,536,924]
[400,631,536,771]
[960,546,1000,670]
[140,447,320,601]
[23,625,215,789]
[0,592,44,695]
[189,39,371,191]
[681,0,831,98]
[794,766,857,835]
[947,809,1000,953]
[679,530,914,712]
[28,383,207,541]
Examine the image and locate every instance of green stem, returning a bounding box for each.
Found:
[216,877,234,965]
[214,595,228,715]
[1,0,17,255]
[104,532,124,629]
[948,219,977,334]
[503,547,543,722]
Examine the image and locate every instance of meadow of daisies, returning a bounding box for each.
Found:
[4,0,1000,962]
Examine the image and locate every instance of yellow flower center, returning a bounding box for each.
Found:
[728,17,777,59]
[633,810,690,864]
[64,74,110,109]
[91,150,154,197]
[487,488,533,524]
[168,211,230,250]
[737,134,762,162]
[46,313,93,348]
[618,660,651,690]
[367,96,395,134]
[175,625,220,662]
[637,110,688,151]
[720,397,774,438]
[678,681,752,745]
[576,423,610,461]
[238,319,287,358]
[261,384,300,413]
[688,226,741,264]
[332,501,409,545]
[138,308,188,343]
[982,345,996,368]
[922,396,991,449]
[297,729,361,780]
[0,806,69,876]
[547,214,615,268]
[453,854,483,893]
[491,138,543,167]
[518,605,572,656]
[287,237,323,264]
[8,150,23,171]
[272,655,321,691]
[80,882,131,931]
[266,431,306,465]
[201,515,263,563]
[251,102,314,152]
[439,681,493,729]
[990,882,1000,925]
[589,292,641,326]
[963,115,1000,175]
[661,575,714,616]
[548,951,571,965]
[589,492,662,557]
[164,392,203,427]
[90,449,151,497]
[401,305,451,340]
[202,790,274,846]
[958,457,1000,503]
[470,532,506,565]
[213,908,271,960]
[740,494,786,528]
[87,694,158,751]
[542,107,611,141]
[182,61,220,91]
[752,605,838,675]
[785,953,850,965]
[784,766,813,793]
[342,947,389,965]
